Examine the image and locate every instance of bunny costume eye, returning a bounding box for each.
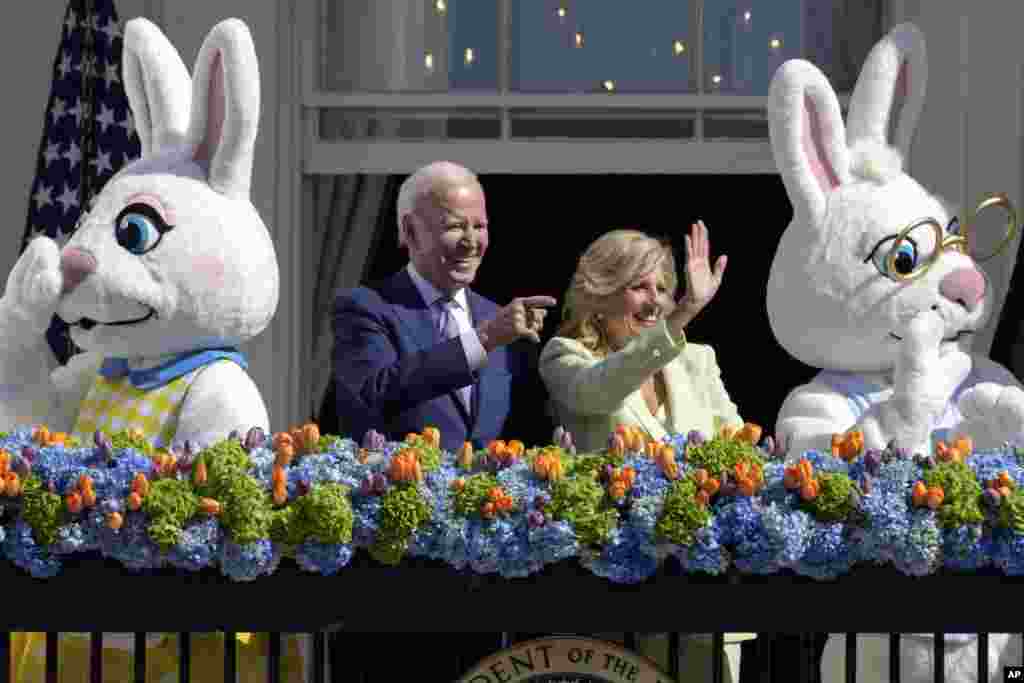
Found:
[114,203,173,255]
[865,219,939,280]
[946,216,961,236]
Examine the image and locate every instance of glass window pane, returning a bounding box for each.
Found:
[510,2,693,93]
[318,0,881,94]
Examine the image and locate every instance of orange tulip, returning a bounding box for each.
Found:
[720,424,739,441]
[738,477,757,497]
[275,444,296,467]
[200,497,221,515]
[131,473,149,497]
[997,471,1014,489]
[107,511,123,530]
[388,451,422,483]
[81,488,96,508]
[695,489,711,507]
[300,423,321,453]
[488,440,507,457]
[800,479,819,501]
[911,481,928,507]
[926,486,944,510]
[692,468,709,488]
[622,466,637,487]
[507,440,525,458]
[78,474,93,492]
[66,492,82,514]
[127,492,143,511]
[935,441,949,459]
[273,483,288,506]
[458,442,475,470]
[783,466,800,490]
[736,423,762,445]
[272,432,294,452]
[609,481,627,500]
[128,428,145,442]
[999,485,1013,498]
[272,465,286,487]
[609,433,626,458]
[952,435,973,458]
[33,426,50,445]
[663,460,679,481]
[798,458,814,484]
[703,477,720,496]
[481,501,496,519]
[645,441,659,458]
[421,426,440,449]
[194,459,208,486]
[451,478,466,492]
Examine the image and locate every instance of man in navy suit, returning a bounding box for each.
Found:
[332,160,557,453]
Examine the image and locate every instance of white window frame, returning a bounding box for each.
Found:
[298,0,856,175]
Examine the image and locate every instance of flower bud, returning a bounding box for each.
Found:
[372,473,388,494]
[984,488,1002,508]
[527,510,546,528]
[362,429,386,451]
[686,430,706,447]
[552,426,565,447]
[559,430,575,452]
[227,429,242,443]
[20,446,36,464]
[243,427,267,452]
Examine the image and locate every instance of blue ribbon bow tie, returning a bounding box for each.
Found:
[99,348,248,391]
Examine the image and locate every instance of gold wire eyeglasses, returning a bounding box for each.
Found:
[881,193,1019,282]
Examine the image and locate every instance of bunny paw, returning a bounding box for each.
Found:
[958,383,1024,450]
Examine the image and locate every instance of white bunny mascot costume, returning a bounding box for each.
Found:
[768,23,1023,683]
[1,16,313,683]
[0,16,274,448]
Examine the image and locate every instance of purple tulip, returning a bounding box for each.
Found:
[362,429,386,451]
[552,426,565,447]
[533,495,548,511]
[176,453,195,473]
[849,527,868,544]
[860,473,873,495]
[893,447,909,460]
[297,480,310,496]
[10,454,29,479]
[527,510,546,529]
[559,430,574,452]
[984,488,1003,508]
[184,440,198,458]
[227,429,242,443]
[863,449,882,477]
[608,433,625,454]
[359,475,375,496]
[47,481,56,494]
[20,446,36,464]
[372,473,388,495]
[244,427,267,451]
[720,475,738,497]
[687,430,706,447]
[102,498,122,515]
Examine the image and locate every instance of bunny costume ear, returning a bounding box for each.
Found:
[769,59,850,225]
[846,23,927,158]
[122,18,192,157]
[186,18,260,199]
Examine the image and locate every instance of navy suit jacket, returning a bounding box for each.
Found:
[332,269,530,452]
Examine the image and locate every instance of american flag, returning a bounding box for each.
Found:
[21,0,141,364]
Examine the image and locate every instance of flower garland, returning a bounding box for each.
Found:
[1,422,1023,583]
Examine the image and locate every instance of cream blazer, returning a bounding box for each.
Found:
[539,319,743,453]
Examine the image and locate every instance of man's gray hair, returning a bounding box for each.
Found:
[396,161,480,247]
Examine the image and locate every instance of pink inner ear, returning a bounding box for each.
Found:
[801,94,840,193]
[889,60,909,145]
[193,50,225,165]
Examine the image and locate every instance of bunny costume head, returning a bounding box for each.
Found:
[767,23,990,373]
[0,18,277,448]
[58,17,278,358]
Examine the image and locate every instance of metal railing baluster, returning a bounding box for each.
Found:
[268,632,281,683]
[934,633,944,683]
[890,634,901,683]
[224,632,237,683]
[45,632,59,683]
[668,632,680,681]
[89,632,102,683]
[133,632,146,683]
[845,632,858,683]
[0,631,9,683]
[178,633,191,683]
[978,632,989,682]
[311,632,326,683]
[712,632,724,683]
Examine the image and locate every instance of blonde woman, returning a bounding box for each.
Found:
[539,223,754,682]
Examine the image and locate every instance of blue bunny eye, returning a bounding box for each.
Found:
[947,216,961,236]
[867,235,920,277]
[114,203,173,255]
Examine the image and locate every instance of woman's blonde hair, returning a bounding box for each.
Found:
[558,229,678,356]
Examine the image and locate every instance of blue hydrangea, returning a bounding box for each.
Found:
[674,515,728,575]
[992,528,1024,575]
[295,541,354,575]
[3,520,61,578]
[856,477,912,566]
[98,510,163,571]
[942,525,990,572]
[526,519,578,566]
[219,539,280,581]
[895,510,943,576]
[793,522,855,580]
[350,495,383,548]
[582,522,658,583]
[166,518,222,572]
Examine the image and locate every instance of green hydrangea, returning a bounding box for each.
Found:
[314,435,344,454]
[141,478,199,548]
[922,461,984,528]
[547,476,617,547]
[269,505,304,546]
[452,473,500,518]
[107,429,153,456]
[655,478,711,546]
[399,437,443,472]
[292,483,354,544]
[801,472,857,523]
[996,488,1024,532]
[685,437,765,480]
[565,451,624,481]
[194,439,269,543]
[21,476,64,546]
[370,483,431,565]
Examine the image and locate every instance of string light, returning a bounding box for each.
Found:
[574,31,584,48]
[602,79,615,92]
[711,74,722,85]
[673,40,686,56]
[434,0,446,15]
[424,52,435,72]
[464,47,475,65]
[743,10,751,22]
[556,6,567,19]
[770,37,782,50]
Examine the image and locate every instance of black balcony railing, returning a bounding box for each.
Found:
[1,553,1021,682]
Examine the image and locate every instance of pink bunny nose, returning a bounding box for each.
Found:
[939,266,986,312]
[60,248,97,293]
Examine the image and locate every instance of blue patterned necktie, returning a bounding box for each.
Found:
[437,296,472,411]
